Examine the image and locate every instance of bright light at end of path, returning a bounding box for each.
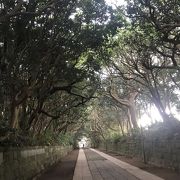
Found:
[78,137,87,148]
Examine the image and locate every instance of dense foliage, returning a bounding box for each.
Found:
[0,0,179,146]
[85,0,180,143]
[0,0,120,146]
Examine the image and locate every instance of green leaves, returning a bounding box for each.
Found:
[0,0,123,145]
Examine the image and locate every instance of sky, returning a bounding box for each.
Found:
[105,0,126,7]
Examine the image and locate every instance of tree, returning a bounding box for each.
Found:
[0,0,121,143]
[126,0,180,68]
[108,26,179,124]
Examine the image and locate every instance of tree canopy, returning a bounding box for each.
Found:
[0,0,179,146]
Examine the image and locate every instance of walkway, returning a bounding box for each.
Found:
[73,148,164,180]
[38,149,78,180]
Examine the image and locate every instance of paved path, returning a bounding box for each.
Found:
[38,149,78,180]
[73,149,93,180]
[73,148,164,180]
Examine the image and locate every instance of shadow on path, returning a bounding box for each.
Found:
[38,149,79,180]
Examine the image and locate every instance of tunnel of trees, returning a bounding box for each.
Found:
[0,0,179,146]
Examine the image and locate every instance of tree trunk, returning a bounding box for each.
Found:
[118,119,125,136]
[10,101,20,129]
[27,100,44,130]
[10,88,31,130]
[152,95,170,121]
[129,104,138,129]
[149,87,176,124]
[110,90,139,129]
[151,94,178,127]
[19,100,28,131]
[127,109,132,131]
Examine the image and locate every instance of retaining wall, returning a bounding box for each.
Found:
[0,145,72,180]
[98,129,180,171]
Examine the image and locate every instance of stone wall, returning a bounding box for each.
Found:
[0,145,72,180]
[98,129,180,171]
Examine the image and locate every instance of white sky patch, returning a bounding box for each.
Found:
[138,105,163,128]
[138,104,180,128]
[23,0,29,3]
[105,0,127,7]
